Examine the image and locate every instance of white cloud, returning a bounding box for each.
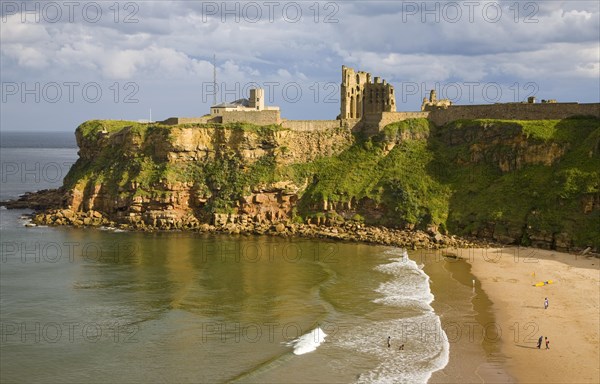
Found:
[2,43,48,69]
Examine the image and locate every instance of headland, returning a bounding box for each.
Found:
[2,65,599,254]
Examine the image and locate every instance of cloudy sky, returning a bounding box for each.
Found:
[1,0,599,131]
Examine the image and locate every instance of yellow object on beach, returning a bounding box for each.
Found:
[533,280,554,287]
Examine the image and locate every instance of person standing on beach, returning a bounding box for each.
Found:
[545,337,550,349]
[387,336,391,348]
[544,297,549,309]
[537,335,543,349]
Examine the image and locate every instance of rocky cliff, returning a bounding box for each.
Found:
[30,117,599,251]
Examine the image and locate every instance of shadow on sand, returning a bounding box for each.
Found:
[515,345,539,350]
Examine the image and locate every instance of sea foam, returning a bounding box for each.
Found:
[287,327,327,355]
[373,250,434,311]
[336,249,449,383]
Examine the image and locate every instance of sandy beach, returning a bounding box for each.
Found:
[459,247,600,383]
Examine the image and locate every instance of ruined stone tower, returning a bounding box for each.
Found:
[340,65,396,119]
[421,89,452,111]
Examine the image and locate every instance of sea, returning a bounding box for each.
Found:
[0,131,458,383]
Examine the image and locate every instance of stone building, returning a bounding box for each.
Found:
[209,88,281,125]
[210,88,278,114]
[340,65,396,119]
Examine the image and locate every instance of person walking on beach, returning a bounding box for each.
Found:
[387,336,391,348]
[537,335,543,349]
[544,297,549,309]
[545,337,550,349]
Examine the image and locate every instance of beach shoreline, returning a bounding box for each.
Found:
[421,250,514,383]
[450,247,600,383]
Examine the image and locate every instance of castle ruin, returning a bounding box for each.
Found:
[340,65,396,119]
[161,65,599,130]
[421,89,452,111]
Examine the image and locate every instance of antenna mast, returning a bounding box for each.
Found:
[213,54,217,105]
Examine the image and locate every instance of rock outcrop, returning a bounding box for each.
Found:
[58,120,353,231]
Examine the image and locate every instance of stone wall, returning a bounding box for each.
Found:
[357,111,430,134]
[428,103,600,126]
[281,120,340,131]
[161,116,215,125]
[380,112,430,126]
[220,110,281,125]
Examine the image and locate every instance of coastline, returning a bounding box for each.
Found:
[3,189,599,382]
[4,201,598,382]
[2,195,482,250]
[421,251,514,383]
[456,247,600,383]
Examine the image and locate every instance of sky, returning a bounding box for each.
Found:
[1,0,599,131]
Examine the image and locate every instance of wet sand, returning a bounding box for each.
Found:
[419,250,514,383]
[429,247,599,384]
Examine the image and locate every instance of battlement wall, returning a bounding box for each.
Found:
[281,120,340,131]
[428,103,600,126]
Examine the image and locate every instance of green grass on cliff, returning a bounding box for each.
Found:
[76,120,145,138]
[289,117,599,246]
[430,118,600,247]
[291,119,451,228]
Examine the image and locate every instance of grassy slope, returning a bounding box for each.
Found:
[290,119,450,227]
[432,118,599,247]
[293,117,599,247]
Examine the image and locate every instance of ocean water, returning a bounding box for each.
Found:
[0,132,449,383]
[0,131,78,201]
